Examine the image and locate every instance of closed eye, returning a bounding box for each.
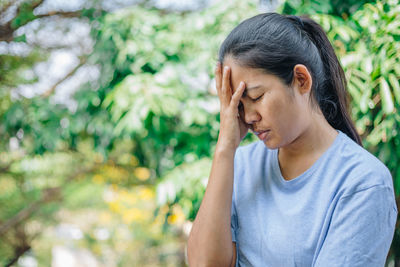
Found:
[250,94,263,102]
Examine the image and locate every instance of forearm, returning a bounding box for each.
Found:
[187,144,236,267]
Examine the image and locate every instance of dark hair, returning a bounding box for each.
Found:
[218,13,362,146]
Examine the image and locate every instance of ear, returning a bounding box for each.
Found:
[292,64,312,95]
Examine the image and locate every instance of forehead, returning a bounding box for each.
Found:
[223,56,272,88]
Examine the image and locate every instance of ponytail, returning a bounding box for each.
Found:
[298,16,362,146]
[218,13,363,146]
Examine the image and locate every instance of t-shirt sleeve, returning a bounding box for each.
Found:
[231,195,238,243]
[314,185,398,267]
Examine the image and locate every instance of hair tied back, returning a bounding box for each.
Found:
[218,13,362,145]
[290,15,305,30]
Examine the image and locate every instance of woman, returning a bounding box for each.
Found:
[187,13,397,267]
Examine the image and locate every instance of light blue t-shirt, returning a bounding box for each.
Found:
[231,130,397,267]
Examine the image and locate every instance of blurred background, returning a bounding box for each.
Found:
[0,0,399,266]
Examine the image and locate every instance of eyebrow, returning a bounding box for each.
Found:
[246,85,263,91]
[242,85,264,97]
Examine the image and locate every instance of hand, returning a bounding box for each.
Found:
[215,62,249,151]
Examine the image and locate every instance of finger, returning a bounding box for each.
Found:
[231,81,245,107]
[214,62,222,93]
[221,66,231,106]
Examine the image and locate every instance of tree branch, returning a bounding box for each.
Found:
[0,163,96,237]
[0,187,62,236]
[41,56,87,98]
[35,10,81,19]
[31,0,44,10]
[5,244,30,267]
[0,0,15,15]
[4,223,32,267]
[0,162,12,173]
[0,21,14,42]
[0,0,43,42]
[0,7,80,42]
[0,162,99,266]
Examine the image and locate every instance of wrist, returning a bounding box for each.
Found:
[215,141,237,157]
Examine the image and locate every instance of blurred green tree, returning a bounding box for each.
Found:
[0,0,257,265]
[1,0,399,265]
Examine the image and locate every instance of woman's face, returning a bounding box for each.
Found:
[223,56,312,149]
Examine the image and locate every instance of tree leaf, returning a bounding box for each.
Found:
[388,73,400,105]
[379,77,394,114]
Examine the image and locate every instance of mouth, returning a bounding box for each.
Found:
[253,129,271,141]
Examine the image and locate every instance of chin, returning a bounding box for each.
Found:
[261,134,286,150]
[262,140,279,150]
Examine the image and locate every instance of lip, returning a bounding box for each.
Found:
[254,130,270,141]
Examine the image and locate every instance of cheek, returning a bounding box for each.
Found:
[281,100,307,132]
[261,95,286,118]
[262,95,300,127]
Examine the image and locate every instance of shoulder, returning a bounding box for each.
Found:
[334,131,394,197]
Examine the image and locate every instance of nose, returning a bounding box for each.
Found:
[241,103,261,125]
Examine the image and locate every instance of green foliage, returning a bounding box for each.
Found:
[0,52,42,87]
[1,0,400,264]
[311,0,400,190]
[280,0,376,17]
[156,158,212,221]
[89,1,258,175]
[10,1,38,29]
[0,0,259,264]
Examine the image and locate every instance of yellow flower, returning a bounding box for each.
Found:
[111,183,119,191]
[137,187,154,200]
[167,204,186,225]
[134,167,151,181]
[167,214,178,224]
[109,201,121,213]
[122,208,146,224]
[130,155,139,166]
[120,190,138,205]
[92,174,104,184]
[102,165,129,182]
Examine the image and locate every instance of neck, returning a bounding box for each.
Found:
[278,113,338,162]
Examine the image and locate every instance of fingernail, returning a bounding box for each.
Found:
[224,66,229,71]
[239,81,244,87]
